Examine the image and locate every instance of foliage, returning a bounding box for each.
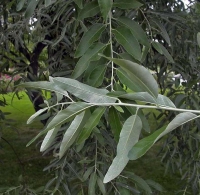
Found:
[0,0,200,194]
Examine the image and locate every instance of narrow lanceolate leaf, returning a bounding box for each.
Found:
[72,43,106,78]
[78,1,100,20]
[19,81,69,97]
[98,0,113,21]
[75,24,106,58]
[16,0,25,11]
[76,107,106,144]
[129,113,199,160]
[197,32,200,48]
[106,58,158,98]
[52,77,117,103]
[97,177,106,195]
[108,107,122,141]
[25,0,39,18]
[117,17,150,47]
[113,0,143,9]
[113,27,141,61]
[45,0,53,7]
[152,41,174,63]
[40,126,60,152]
[26,103,93,147]
[87,65,106,87]
[59,111,88,158]
[104,115,142,183]
[88,173,97,195]
[27,107,49,124]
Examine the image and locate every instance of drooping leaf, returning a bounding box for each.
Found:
[16,0,25,11]
[75,24,106,58]
[113,0,143,9]
[104,115,142,183]
[117,17,150,47]
[152,41,174,63]
[97,177,106,195]
[197,32,200,48]
[27,107,49,124]
[19,81,69,97]
[113,27,141,61]
[129,113,199,160]
[40,126,60,152]
[76,107,106,144]
[59,111,89,158]
[153,20,171,46]
[98,0,113,21]
[146,179,164,192]
[88,172,97,195]
[26,103,93,147]
[124,171,152,194]
[108,107,122,141]
[25,0,39,18]
[105,58,158,98]
[72,43,106,78]
[87,65,106,87]
[52,77,117,103]
[45,0,53,7]
[78,1,100,20]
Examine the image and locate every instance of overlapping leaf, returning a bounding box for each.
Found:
[76,107,106,144]
[117,17,150,47]
[59,111,89,158]
[129,112,199,160]
[98,0,113,21]
[52,77,117,103]
[75,24,106,58]
[104,115,142,183]
[113,27,141,61]
[104,58,158,98]
[72,43,106,79]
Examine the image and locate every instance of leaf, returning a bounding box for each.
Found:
[74,0,83,9]
[76,107,106,144]
[78,1,100,20]
[72,43,106,78]
[27,107,49,124]
[88,172,97,195]
[197,32,200,48]
[75,24,106,58]
[156,95,176,108]
[26,103,93,147]
[117,17,150,47]
[113,0,143,9]
[152,41,174,63]
[16,0,25,11]
[113,27,141,61]
[45,0,53,7]
[19,81,69,97]
[97,177,106,195]
[25,0,39,18]
[104,115,142,183]
[98,0,113,21]
[52,77,117,103]
[108,107,122,141]
[153,20,171,46]
[59,111,89,158]
[40,126,60,152]
[146,179,164,192]
[83,167,94,181]
[129,113,199,160]
[105,58,158,98]
[87,65,106,87]
[124,171,152,194]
